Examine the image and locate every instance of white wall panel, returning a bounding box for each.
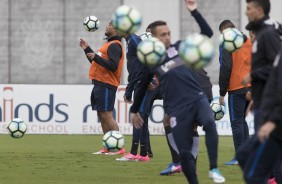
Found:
[123,0,180,43]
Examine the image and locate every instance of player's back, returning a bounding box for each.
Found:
[155,56,204,115]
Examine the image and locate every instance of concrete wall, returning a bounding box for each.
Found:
[123,0,180,43]
[1,0,121,84]
[0,0,9,83]
[1,0,281,85]
[181,0,241,84]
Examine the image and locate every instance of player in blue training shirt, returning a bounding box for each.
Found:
[158,0,214,176]
[130,0,226,183]
[116,29,156,161]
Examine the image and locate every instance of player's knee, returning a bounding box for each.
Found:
[163,114,170,127]
[243,174,260,184]
[98,111,112,123]
[179,152,194,163]
[202,119,216,132]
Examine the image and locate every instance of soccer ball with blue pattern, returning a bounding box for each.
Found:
[137,37,166,67]
[7,118,27,138]
[112,5,142,35]
[102,130,125,152]
[179,33,215,69]
[83,16,100,32]
[220,28,244,52]
[210,103,225,120]
[139,32,152,41]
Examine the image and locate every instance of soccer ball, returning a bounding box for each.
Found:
[7,118,27,138]
[112,5,142,35]
[102,130,125,152]
[137,37,166,67]
[210,103,225,120]
[179,33,215,69]
[83,16,100,32]
[139,32,152,41]
[220,28,244,52]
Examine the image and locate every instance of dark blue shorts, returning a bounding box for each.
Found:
[90,84,117,112]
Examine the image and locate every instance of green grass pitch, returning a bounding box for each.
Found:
[0,135,244,184]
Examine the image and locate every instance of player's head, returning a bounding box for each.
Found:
[219,20,235,33]
[149,21,171,49]
[246,0,270,22]
[105,21,119,37]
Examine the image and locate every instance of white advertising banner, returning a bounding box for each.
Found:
[0,85,254,135]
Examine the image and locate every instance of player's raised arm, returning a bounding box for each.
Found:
[80,39,94,63]
[185,0,213,38]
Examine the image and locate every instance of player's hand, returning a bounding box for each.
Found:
[80,39,89,50]
[148,83,157,90]
[86,52,95,60]
[245,100,254,115]
[219,96,225,106]
[242,73,252,87]
[246,91,252,101]
[186,0,197,12]
[130,113,144,129]
[123,95,132,104]
[258,121,276,143]
[148,77,159,90]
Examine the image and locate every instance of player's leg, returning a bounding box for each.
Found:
[160,113,182,175]
[272,160,282,184]
[236,135,282,183]
[141,89,161,158]
[130,127,141,155]
[117,91,150,161]
[147,129,153,157]
[116,125,141,161]
[225,93,248,165]
[91,85,124,155]
[243,100,250,143]
[242,136,281,184]
[195,97,225,183]
[138,112,150,161]
[95,86,119,132]
[138,89,160,161]
[97,111,118,132]
[236,135,258,170]
[192,124,200,166]
[253,108,262,133]
[90,85,118,132]
[170,106,198,184]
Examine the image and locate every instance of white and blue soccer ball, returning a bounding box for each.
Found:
[139,32,152,41]
[210,103,225,120]
[102,130,125,152]
[179,33,215,69]
[137,37,166,67]
[112,5,142,35]
[7,118,27,138]
[220,28,244,52]
[83,16,100,32]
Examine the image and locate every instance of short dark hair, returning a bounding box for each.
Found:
[246,0,270,15]
[148,21,167,35]
[219,20,235,32]
[146,23,153,32]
